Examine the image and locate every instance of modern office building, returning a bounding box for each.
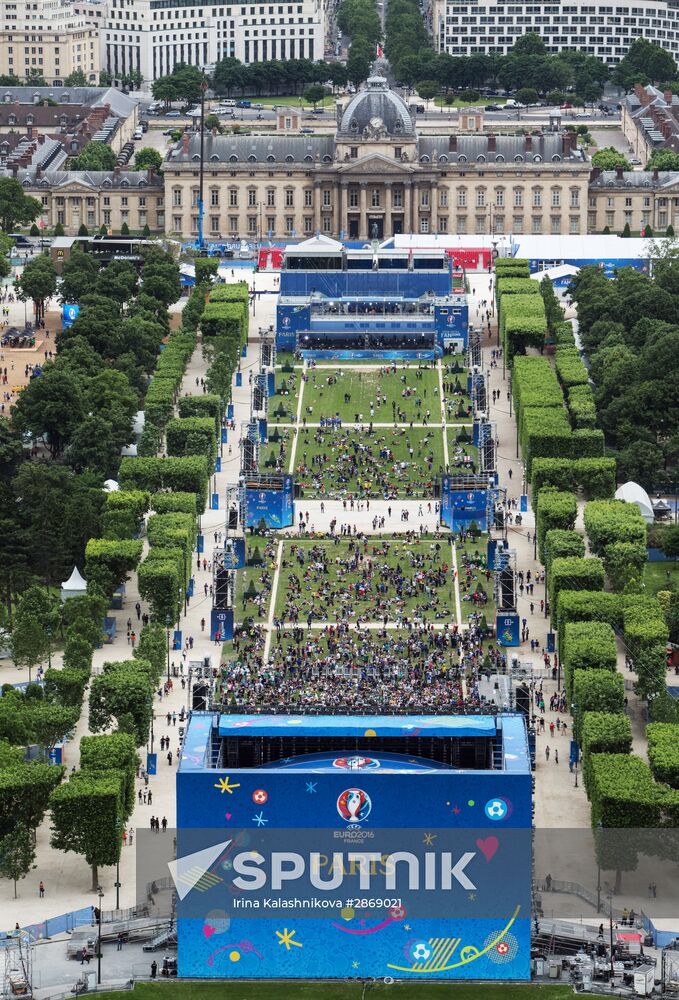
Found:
[0,0,102,85]
[102,0,325,84]
[429,0,679,63]
[162,75,590,241]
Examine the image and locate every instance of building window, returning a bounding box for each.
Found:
[191,216,199,234]
[248,189,257,207]
[322,216,331,233]
[438,216,448,232]
[532,216,541,234]
[285,189,294,208]
[103,210,111,225]
[457,216,466,234]
[457,190,467,208]
[439,188,448,208]
[172,188,182,207]
[393,189,403,208]
[605,211,614,227]
[569,216,580,234]
[210,215,220,231]
[570,188,580,209]
[229,189,238,207]
[303,189,312,207]
[247,215,257,234]
[350,146,358,159]
[513,215,523,233]
[420,217,429,233]
[349,188,358,208]
[495,188,505,208]
[210,189,219,207]
[285,216,294,233]
[323,189,331,208]
[494,215,504,234]
[371,188,380,208]
[190,190,199,208]
[421,189,429,208]
[551,189,561,208]
[475,189,485,208]
[551,216,561,234]
[533,188,542,208]
[514,189,523,208]
[304,216,312,233]
[229,215,238,232]
[660,211,668,227]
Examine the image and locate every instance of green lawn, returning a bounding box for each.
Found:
[644,558,679,595]
[260,426,293,474]
[235,538,279,621]
[302,364,442,424]
[294,425,445,498]
[274,536,456,623]
[447,430,479,473]
[102,981,589,1000]
[456,538,495,624]
[433,95,509,108]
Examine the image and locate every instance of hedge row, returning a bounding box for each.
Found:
[572,670,625,744]
[587,753,679,828]
[512,356,563,416]
[166,416,218,466]
[531,457,616,502]
[535,489,577,564]
[177,394,223,431]
[647,724,679,788]
[562,620,618,701]
[543,529,585,574]
[554,347,589,388]
[584,499,648,556]
[548,556,605,612]
[567,383,597,429]
[119,455,209,509]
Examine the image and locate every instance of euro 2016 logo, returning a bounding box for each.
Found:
[337,788,372,825]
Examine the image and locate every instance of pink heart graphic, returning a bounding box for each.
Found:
[203,925,216,939]
[225,813,232,820]
[476,836,499,862]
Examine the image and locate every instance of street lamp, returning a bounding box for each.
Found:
[96,885,104,985]
[46,624,52,670]
[165,613,172,682]
[114,819,122,912]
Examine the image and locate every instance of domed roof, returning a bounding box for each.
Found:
[338,75,415,139]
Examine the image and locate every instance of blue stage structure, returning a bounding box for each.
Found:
[276,239,468,356]
[176,712,532,981]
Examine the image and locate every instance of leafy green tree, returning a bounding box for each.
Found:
[204,114,222,132]
[70,142,117,171]
[416,80,439,101]
[646,149,679,172]
[614,37,677,87]
[121,222,130,236]
[0,823,36,897]
[53,222,65,236]
[12,365,84,457]
[64,69,88,86]
[95,260,138,303]
[59,243,99,304]
[515,87,539,105]
[77,223,88,236]
[622,222,631,237]
[151,75,178,105]
[142,223,151,238]
[0,417,23,480]
[29,223,40,236]
[15,254,57,321]
[592,147,631,170]
[0,762,63,837]
[0,177,42,233]
[50,772,124,889]
[302,84,328,108]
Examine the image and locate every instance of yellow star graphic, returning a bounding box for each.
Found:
[214,776,241,794]
[404,924,411,931]
[276,927,302,950]
[423,832,437,846]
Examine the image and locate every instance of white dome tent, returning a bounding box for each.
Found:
[61,566,87,603]
[614,481,654,525]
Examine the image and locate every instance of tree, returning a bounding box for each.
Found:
[592,147,631,171]
[0,823,36,897]
[0,177,42,233]
[29,223,40,236]
[53,222,65,236]
[121,222,130,236]
[70,142,117,171]
[622,222,631,238]
[515,87,539,105]
[302,84,328,108]
[134,147,163,172]
[64,69,88,87]
[59,243,99,304]
[50,772,124,889]
[151,75,178,106]
[15,254,57,321]
[347,49,371,86]
[204,114,222,132]
[142,223,151,238]
[12,365,84,456]
[416,80,439,101]
[9,586,56,683]
[646,149,679,172]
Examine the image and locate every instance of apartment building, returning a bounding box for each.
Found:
[0,0,101,84]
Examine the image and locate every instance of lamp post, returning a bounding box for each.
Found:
[607,889,615,981]
[596,819,602,914]
[46,624,52,670]
[96,885,104,985]
[114,819,122,912]
[165,613,172,682]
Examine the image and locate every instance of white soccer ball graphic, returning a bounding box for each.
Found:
[412,943,431,961]
[487,800,505,817]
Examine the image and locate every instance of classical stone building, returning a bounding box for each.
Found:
[0,0,101,85]
[15,166,165,233]
[162,75,591,242]
[588,166,679,233]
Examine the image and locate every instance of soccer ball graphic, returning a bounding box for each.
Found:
[487,800,504,817]
[411,942,432,962]
[484,797,510,821]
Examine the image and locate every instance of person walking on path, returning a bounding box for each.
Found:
[39,881,45,897]
[117,933,124,951]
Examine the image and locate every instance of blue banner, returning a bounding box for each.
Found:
[235,372,243,387]
[196,534,204,554]
[441,480,488,532]
[300,349,435,361]
[62,303,80,328]
[215,457,222,473]
[258,418,268,444]
[211,493,219,510]
[227,403,234,419]
[496,612,520,647]
[222,538,246,569]
[187,578,194,598]
[241,344,248,358]
[211,607,234,642]
[222,427,229,443]
[244,475,294,529]
[173,630,183,651]
[267,371,276,396]
[520,495,527,513]
[48,744,63,765]
[547,632,555,653]
[147,752,157,776]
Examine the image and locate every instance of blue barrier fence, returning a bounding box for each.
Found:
[0,906,94,945]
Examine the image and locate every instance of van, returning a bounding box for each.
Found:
[504,99,526,109]
[133,128,143,140]
[223,99,236,107]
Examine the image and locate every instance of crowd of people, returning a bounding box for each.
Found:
[276,535,455,624]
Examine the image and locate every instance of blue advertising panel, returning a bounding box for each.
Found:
[222,538,246,570]
[258,418,268,444]
[227,403,234,419]
[244,476,294,529]
[176,764,531,981]
[267,371,276,397]
[235,372,243,388]
[520,495,528,513]
[300,349,435,361]
[147,752,157,775]
[210,607,234,642]
[215,457,222,473]
[196,534,204,554]
[496,613,520,647]
[441,479,487,532]
[48,744,63,765]
[187,578,194,598]
[62,303,80,328]
[211,493,220,510]
[173,630,183,651]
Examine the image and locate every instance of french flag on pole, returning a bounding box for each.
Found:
[376,43,383,57]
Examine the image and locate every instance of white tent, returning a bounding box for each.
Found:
[61,566,87,603]
[614,481,654,524]
[103,479,119,492]
[132,410,146,437]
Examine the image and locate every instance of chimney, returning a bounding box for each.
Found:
[448,135,457,153]
[653,167,660,181]
[27,126,32,139]
[664,90,673,105]
[525,135,532,152]
[147,166,155,180]
[35,165,41,178]
[182,131,190,154]
[591,166,601,180]
[615,165,624,179]
[114,164,120,176]
[10,163,17,176]
[38,133,45,145]
[487,133,496,153]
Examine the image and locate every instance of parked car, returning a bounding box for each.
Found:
[300,127,314,134]
[575,111,592,118]
[630,157,642,165]
[165,110,181,117]
[484,104,501,111]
